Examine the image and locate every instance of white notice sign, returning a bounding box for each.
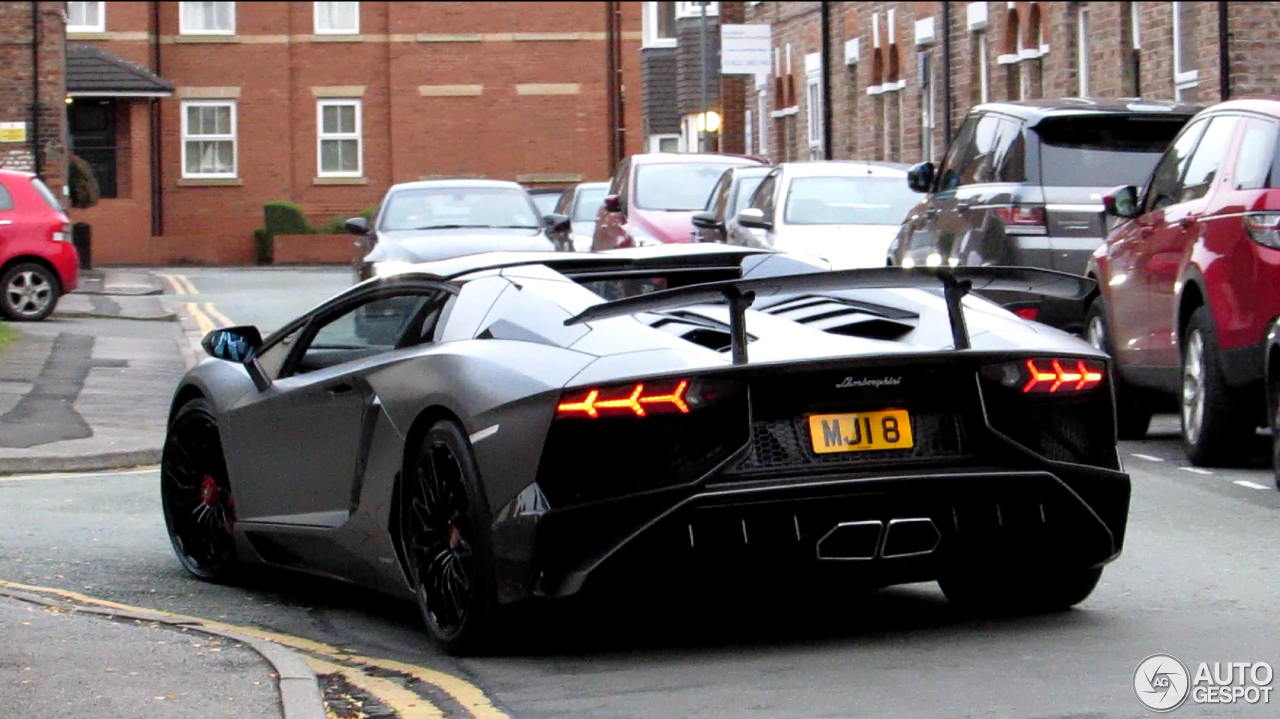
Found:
[721,24,771,75]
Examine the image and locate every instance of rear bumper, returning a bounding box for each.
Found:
[492,462,1130,603]
[47,241,79,293]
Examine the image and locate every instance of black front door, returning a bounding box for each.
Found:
[68,100,118,198]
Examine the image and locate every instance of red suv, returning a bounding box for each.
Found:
[0,169,78,321]
[592,153,765,251]
[1087,100,1280,466]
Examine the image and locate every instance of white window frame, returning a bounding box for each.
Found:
[647,134,681,153]
[643,2,677,48]
[806,76,823,159]
[180,100,238,179]
[67,2,106,33]
[314,1,359,35]
[1172,2,1199,98]
[1077,6,1089,98]
[676,2,719,19]
[977,31,989,103]
[180,2,235,36]
[744,108,754,155]
[317,99,363,178]
[1131,2,1141,49]
[921,56,935,163]
[756,88,768,157]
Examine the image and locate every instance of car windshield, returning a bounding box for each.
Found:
[573,187,608,221]
[380,187,540,231]
[530,193,560,216]
[730,175,767,215]
[783,176,921,226]
[1035,116,1191,187]
[635,163,743,211]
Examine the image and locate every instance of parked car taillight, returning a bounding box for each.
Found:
[51,222,71,242]
[1244,212,1280,249]
[994,204,1047,233]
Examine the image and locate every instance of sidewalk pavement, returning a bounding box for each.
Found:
[0,268,194,475]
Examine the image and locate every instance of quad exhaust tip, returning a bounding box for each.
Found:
[814,518,940,561]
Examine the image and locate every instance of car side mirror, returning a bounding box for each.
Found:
[201,326,271,391]
[603,194,622,213]
[907,162,936,194]
[736,207,771,230]
[544,213,572,233]
[691,211,722,230]
[344,217,369,235]
[1103,185,1140,219]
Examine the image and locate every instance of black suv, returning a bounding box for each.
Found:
[889,98,1200,332]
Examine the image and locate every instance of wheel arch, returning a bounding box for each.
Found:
[1266,324,1280,420]
[1177,276,1208,348]
[169,383,208,422]
[389,403,471,582]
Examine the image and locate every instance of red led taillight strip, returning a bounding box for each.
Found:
[1022,359,1103,393]
[557,380,691,418]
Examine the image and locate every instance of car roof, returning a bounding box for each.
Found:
[1196,98,1280,118]
[973,97,1204,122]
[629,152,766,166]
[378,245,778,281]
[574,181,611,190]
[775,160,910,178]
[0,169,35,180]
[387,178,524,192]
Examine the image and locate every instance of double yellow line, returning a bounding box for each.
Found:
[0,579,510,719]
[157,273,236,334]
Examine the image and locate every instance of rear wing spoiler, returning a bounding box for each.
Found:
[563,266,1095,364]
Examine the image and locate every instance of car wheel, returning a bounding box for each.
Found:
[939,566,1103,614]
[1181,306,1249,466]
[1273,401,1280,491]
[1,262,61,322]
[1085,296,1152,440]
[161,398,238,582]
[401,420,500,656]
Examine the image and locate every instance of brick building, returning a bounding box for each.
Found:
[711,1,1280,165]
[53,1,643,265]
[641,1,727,153]
[1,2,68,190]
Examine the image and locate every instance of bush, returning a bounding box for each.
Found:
[320,216,348,234]
[253,227,272,265]
[68,154,100,209]
[360,205,378,221]
[263,201,313,236]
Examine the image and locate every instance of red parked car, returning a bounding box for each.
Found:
[592,153,766,251]
[1087,99,1280,466]
[0,169,78,321]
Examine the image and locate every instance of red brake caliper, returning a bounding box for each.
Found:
[200,476,235,535]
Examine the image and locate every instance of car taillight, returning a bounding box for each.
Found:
[994,204,1046,232]
[556,379,693,418]
[52,222,71,242]
[1244,212,1280,249]
[980,358,1105,394]
[1014,307,1040,321]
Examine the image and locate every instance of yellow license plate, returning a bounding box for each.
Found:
[808,409,914,454]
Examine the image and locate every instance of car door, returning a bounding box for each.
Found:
[747,169,781,249]
[917,115,984,266]
[1142,114,1240,368]
[0,180,16,253]
[948,114,1026,267]
[1107,117,1210,367]
[223,283,448,528]
[593,160,629,251]
[730,171,776,247]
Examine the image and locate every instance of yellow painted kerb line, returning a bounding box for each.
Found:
[0,579,510,719]
[185,302,217,334]
[157,273,199,296]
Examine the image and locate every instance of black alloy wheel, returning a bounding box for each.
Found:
[161,398,238,581]
[402,420,498,655]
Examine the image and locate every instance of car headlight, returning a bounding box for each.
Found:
[631,235,662,247]
[572,234,594,252]
[372,260,414,278]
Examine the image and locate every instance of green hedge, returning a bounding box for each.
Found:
[256,202,379,264]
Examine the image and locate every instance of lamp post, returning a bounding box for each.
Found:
[698,0,709,152]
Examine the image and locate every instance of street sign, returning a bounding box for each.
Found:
[721,24,771,75]
[0,122,27,143]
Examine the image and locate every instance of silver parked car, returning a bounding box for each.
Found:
[550,181,609,252]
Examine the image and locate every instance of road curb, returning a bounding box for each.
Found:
[0,449,160,476]
[53,310,178,322]
[0,588,328,719]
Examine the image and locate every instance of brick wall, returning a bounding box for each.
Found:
[0,2,67,190]
[58,0,644,265]
[642,47,680,136]
[736,1,1280,169]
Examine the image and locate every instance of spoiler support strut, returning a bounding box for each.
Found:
[724,285,757,365]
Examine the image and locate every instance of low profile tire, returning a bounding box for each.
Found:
[939,567,1103,615]
[401,420,500,656]
[1272,402,1280,491]
[161,398,239,582]
[1,262,60,322]
[1085,296,1152,440]
[1181,306,1249,467]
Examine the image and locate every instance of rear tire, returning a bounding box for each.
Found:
[401,420,502,656]
[940,567,1103,615]
[1181,307,1249,466]
[1085,296,1152,439]
[1272,402,1280,491]
[1,262,61,322]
